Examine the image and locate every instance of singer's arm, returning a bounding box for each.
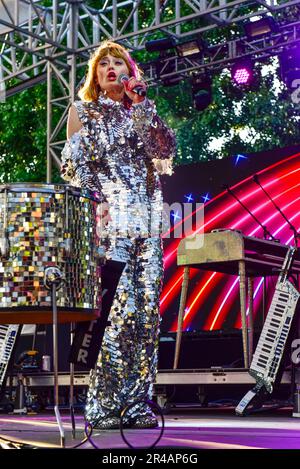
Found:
[60,104,107,201]
[131,98,176,175]
[67,104,83,139]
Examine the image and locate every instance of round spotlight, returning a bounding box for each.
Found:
[233,67,252,85]
[231,60,254,86]
[193,89,212,111]
[191,74,212,111]
[280,48,300,90]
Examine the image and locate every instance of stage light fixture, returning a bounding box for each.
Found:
[191,74,212,111]
[231,60,254,86]
[145,36,204,86]
[145,37,176,54]
[244,16,277,39]
[145,37,182,86]
[280,47,300,90]
[175,38,204,58]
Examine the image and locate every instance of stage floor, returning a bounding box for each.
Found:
[1,407,300,449]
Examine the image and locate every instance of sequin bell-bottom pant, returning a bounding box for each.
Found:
[85,237,163,423]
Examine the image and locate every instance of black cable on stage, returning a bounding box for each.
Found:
[0,400,165,450]
[0,425,95,450]
[82,421,99,449]
[0,434,39,449]
[120,399,165,449]
[69,426,90,449]
[63,409,113,449]
[71,399,165,450]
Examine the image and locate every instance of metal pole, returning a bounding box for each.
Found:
[263,276,267,325]
[175,0,181,36]
[247,276,254,363]
[173,267,190,370]
[239,260,249,368]
[155,0,160,25]
[44,266,65,447]
[112,0,117,38]
[46,56,52,183]
[133,0,138,48]
[67,4,78,437]
[70,322,75,439]
[52,282,65,448]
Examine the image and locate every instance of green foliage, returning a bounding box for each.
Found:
[1,58,300,182]
[0,83,47,183]
[148,60,300,164]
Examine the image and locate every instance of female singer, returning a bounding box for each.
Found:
[61,41,176,429]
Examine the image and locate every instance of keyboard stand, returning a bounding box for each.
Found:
[173,260,254,370]
[173,230,300,371]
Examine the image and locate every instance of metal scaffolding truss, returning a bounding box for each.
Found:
[143,19,300,84]
[0,0,300,180]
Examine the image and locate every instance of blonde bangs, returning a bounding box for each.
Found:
[78,41,142,103]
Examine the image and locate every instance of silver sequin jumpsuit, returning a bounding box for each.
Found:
[61,94,176,423]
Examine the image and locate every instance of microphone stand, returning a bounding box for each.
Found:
[253,174,300,247]
[223,184,278,241]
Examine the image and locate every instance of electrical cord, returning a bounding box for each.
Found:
[207,398,239,408]
[82,421,99,449]
[120,399,165,449]
[0,434,42,449]
[69,399,165,449]
[69,426,91,449]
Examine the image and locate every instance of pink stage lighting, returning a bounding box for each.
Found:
[233,67,252,84]
[231,60,254,85]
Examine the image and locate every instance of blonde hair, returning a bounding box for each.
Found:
[78,40,142,102]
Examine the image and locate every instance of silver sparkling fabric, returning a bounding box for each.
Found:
[61,95,176,240]
[0,184,102,323]
[85,236,163,422]
[61,94,176,422]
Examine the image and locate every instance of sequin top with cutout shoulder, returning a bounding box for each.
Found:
[61,94,176,239]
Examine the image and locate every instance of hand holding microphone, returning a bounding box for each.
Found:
[118,73,147,103]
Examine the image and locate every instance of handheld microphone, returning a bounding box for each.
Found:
[118,73,146,97]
